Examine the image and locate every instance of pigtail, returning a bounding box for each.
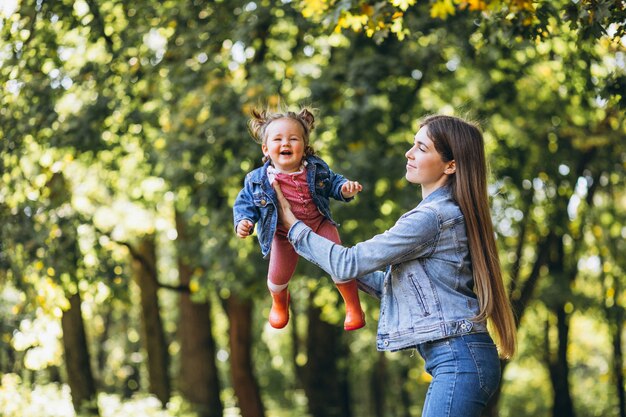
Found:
[298,108,316,132]
[297,108,316,158]
[248,109,268,144]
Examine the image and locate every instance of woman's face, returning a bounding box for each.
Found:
[405,125,453,192]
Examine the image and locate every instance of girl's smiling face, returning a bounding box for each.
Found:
[262,118,306,173]
[405,125,455,195]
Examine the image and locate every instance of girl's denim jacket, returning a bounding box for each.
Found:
[233,155,351,258]
[287,185,488,351]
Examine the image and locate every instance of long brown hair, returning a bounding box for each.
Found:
[421,115,516,358]
[248,106,317,163]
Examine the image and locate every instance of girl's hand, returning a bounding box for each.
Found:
[341,180,363,199]
[273,183,298,229]
[236,219,254,238]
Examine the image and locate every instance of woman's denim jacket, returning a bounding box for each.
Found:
[233,155,351,258]
[287,185,488,351]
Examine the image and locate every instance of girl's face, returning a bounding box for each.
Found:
[262,118,306,173]
[405,126,454,194]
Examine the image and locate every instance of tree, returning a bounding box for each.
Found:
[296,0,626,47]
[2,1,625,416]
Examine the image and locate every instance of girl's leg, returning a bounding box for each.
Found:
[266,233,299,329]
[268,233,299,287]
[418,333,501,417]
[315,220,365,331]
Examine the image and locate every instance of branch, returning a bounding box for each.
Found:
[507,191,532,297]
[93,226,190,293]
[510,231,553,327]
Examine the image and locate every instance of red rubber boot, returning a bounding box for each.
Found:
[268,288,290,329]
[336,280,365,331]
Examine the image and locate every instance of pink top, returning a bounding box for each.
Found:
[267,164,324,226]
[273,169,321,222]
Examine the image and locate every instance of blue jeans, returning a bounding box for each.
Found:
[416,332,501,417]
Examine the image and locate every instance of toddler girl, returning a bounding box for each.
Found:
[233,106,365,330]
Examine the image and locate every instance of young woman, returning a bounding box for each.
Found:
[273,114,516,417]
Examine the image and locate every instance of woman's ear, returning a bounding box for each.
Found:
[444,160,456,174]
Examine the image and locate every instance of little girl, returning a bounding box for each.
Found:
[233,106,365,330]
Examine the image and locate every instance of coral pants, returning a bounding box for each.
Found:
[268,218,341,286]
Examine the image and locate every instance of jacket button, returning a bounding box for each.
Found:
[383,340,389,346]
[260,199,266,206]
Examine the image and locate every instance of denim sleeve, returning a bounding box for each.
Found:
[328,168,352,202]
[233,179,260,231]
[287,207,439,281]
[356,271,385,299]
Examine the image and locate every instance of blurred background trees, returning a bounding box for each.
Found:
[1,1,624,416]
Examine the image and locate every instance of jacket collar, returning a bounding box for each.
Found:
[419,184,452,206]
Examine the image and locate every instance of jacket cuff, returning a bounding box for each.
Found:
[287,220,309,244]
[335,181,352,202]
[340,194,354,203]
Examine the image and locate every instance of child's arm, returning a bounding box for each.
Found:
[326,165,362,202]
[233,175,259,236]
[340,180,363,199]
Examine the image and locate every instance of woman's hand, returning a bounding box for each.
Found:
[273,183,298,229]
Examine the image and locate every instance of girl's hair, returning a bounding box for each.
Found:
[248,106,317,163]
[421,114,517,359]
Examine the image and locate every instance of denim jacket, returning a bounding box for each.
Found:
[287,185,487,351]
[233,155,351,258]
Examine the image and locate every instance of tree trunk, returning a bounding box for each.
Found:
[178,293,224,417]
[176,211,223,417]
[226,294,265,417]
[607,274,626,417]
[131,236,171,406]
[482,231,553,417]
[399,363,413,417]
[48,365,62,383]
[61,291,99,416]
[603,242,626,417]
[1,319,14,375]
[291,299,305,386]
[612,316,626,417]
[304,300,351,417]
[371,353,387,417]
[547,306,575,417]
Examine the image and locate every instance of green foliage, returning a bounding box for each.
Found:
[1,0,625,416]
[296,0,626,44]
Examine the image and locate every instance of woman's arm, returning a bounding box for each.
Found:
[274,183,440,281]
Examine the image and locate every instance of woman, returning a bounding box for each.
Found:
[273,115,516,417]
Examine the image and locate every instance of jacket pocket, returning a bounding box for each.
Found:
[408,274,431,317]
[467,340,501,397]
